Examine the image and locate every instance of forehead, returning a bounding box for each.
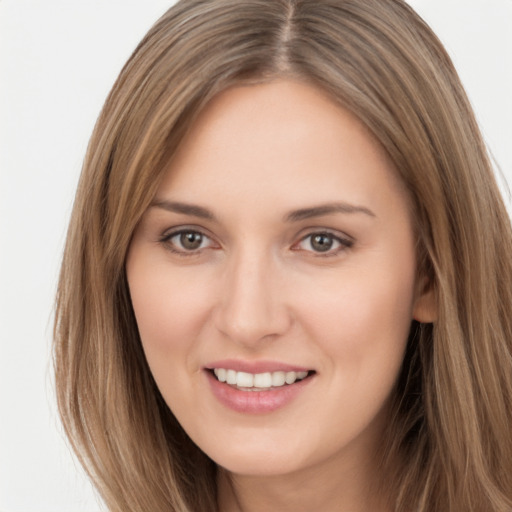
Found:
[157,79,408,219]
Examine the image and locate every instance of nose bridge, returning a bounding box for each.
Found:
[214,243,290,346]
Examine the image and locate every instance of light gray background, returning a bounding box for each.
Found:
[1,1,511,511]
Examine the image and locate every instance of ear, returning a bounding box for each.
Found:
[412,276,437,323]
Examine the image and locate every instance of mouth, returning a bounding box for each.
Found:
[208,368,314,391]
[204,360,316,413]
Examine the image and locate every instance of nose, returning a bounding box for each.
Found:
[213,249,292,348]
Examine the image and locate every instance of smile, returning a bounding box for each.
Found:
[213,368,310,390]
[205,363,316,413]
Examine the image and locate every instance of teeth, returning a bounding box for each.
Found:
[285,371,296,384]
[215,368,227,382]
[254,372,272,388]
[236,371,254,387]
[213,368,309,389]
[271,371,286,387]
[226,369,237,385]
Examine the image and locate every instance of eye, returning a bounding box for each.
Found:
[294,231,353,255]
[160,228,216,254]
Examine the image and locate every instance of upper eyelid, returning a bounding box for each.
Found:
[295,227,354,243]
[160,225,214,240]
[159,226,217,248]
[158,227,219,257]
[292,230,354,254]
[157,225,354,249]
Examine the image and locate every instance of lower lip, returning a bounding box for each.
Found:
[205,371,314,414]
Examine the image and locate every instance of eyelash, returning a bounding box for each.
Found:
[292,230,354,256]
[159,228,217,256]
[159,228,353,257]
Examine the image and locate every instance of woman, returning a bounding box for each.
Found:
[53,0,512,511]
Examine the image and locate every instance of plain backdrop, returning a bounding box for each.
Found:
[0,1,511,511]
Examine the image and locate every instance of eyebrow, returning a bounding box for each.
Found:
[150,199,376,222]
[150,200,216,220]
[284,202,376,222]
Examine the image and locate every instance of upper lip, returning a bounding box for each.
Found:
[204,359,313,374]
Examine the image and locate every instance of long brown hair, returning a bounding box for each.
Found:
[54,1,512,510]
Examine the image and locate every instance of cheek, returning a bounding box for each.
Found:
[126,256,212,363]
[299,257,416,376]
[293,263,416,436]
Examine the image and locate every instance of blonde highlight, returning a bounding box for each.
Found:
[54,1,512,510]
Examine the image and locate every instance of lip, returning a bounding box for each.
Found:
[204,363,315,414]
[204,359,311,373]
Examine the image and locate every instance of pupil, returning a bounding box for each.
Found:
[180,232,202,250]
[312,234,333,252]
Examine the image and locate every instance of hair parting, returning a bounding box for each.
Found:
[54,1,512,510]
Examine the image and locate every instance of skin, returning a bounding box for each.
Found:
[126,80,435,512]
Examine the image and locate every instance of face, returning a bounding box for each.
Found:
[126,80,432,478]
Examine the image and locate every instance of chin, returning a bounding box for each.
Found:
[196,431,318,477]
[216,454,303,477]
